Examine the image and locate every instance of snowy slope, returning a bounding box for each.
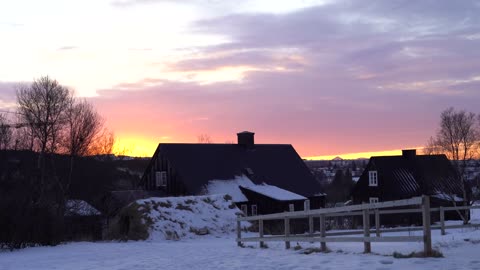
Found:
[109,194,250,241]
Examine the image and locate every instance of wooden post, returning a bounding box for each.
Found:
[237,220,242,247]
[284,217,290,249]
[375,209,380,237]
[306,200,313,242]
[259,219,264,248]
[440,206,445,235]
[320,214,326,252]
[363,209,371,253]
[308,216,314,236]
[422,195,432,256]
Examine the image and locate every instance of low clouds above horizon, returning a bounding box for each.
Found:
[2,0,480,157]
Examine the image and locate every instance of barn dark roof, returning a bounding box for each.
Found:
[351,151,464,201]
[142,143,322,197]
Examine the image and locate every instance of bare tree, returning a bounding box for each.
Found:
[0,114,12,150]
[60,98,103,194]
[426,107,480,223]
[197,134,212,143]
[16,76,71,155]
[62,99,102,156]
[88,128,115,156]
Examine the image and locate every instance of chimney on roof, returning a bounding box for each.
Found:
[237,131,254,148]
[402,149,416,158]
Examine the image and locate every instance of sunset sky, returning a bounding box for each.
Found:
[1,0,479,159]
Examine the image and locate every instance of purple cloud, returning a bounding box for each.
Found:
[94,1,480,156]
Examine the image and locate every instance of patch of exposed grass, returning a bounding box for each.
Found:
[393,250,444,259]
[157,201,172,208]
[202,197,213,204]
[302,247,331,255]
[175,204,193,212]
[184,199,197,205]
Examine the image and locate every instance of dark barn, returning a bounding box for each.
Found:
[351,149,470,226]
[140,131,325,219]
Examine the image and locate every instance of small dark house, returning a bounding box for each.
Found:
[351,149,470,225]
[140,131,325,215]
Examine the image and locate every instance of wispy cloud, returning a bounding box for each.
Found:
[57,46,78,51]
[92,0,480,156]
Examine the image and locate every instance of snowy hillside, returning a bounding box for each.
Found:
[108,195,250,241]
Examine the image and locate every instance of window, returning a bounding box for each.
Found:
[369,197,379,204]
[241,205,248,215]
[288,204,294,212]
[155,171,167,187]
[369,171,378,186]
[251,205,257,216]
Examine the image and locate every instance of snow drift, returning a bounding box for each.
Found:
[108,194,249,241]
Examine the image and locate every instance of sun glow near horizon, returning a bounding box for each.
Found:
[304,147,425,160]
[112,135,424,160]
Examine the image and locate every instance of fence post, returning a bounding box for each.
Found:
[375,209,380,237]
[284,217,290,249]
[363,209,371,253]
[440,206,445,235]
[237,220,242,247]
[285,204,294,249]
[422,195,432,256]
[320,214,327,252]
[259,219,264,248]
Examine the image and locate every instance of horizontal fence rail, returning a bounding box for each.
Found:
[236,196,480,255]
[238,197,423,222]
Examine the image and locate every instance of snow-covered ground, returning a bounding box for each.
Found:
[1,226,479,270]
[1,206,479,270]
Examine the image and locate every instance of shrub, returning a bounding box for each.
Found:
[106,202,152,241]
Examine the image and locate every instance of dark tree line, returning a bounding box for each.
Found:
[0,76,115,249]
[324,169,355,205]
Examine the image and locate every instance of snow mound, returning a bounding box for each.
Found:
[110,194,250,241]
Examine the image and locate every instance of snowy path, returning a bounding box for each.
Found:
[1,228,480,270]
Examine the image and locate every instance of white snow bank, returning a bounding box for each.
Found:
[134,195,249,241]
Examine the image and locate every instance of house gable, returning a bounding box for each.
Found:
[351,150,464,204]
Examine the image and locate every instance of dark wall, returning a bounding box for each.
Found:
[142,153,188,196]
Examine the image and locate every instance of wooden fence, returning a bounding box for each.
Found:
[236,196,480,256]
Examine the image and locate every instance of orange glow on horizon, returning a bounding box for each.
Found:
[305,147,425,160]
[112,135,167,157]
[113,135,424,161]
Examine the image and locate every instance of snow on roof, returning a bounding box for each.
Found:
[432,193,464,202]
[240,184,307,201]
[206,175,254,202]
[206,175,307,202]
[65,200,101,216]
